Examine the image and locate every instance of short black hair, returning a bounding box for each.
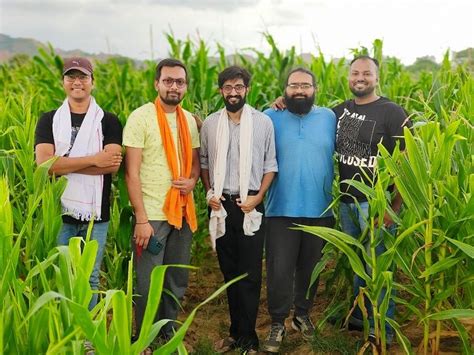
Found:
[218,66,251,88]
[155,58,188,81]
[350,55,380,70]
[285,67,316,87]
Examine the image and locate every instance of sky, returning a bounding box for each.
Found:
[1,0,473,65]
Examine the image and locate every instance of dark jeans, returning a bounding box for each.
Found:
[134,220,193,338]
[215,197,265,351]
[57,221,109,310]
[266,216,335,324]
[339,201,395,339]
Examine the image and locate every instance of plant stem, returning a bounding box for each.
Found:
[423,185,434,355]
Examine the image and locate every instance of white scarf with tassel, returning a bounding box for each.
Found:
[208,104,262,250]
[52,97,104,221]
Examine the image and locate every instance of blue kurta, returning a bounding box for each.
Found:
[264,107,336,218]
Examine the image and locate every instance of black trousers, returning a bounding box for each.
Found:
[265,216,335,324]
[215,197,264,350]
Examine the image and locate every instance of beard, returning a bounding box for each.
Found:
[224,94,246,113]
[160,91,183,106]
[284,92,315,115]
[349,82,376,98]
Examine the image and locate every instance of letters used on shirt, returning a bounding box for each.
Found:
[336,108,378,168]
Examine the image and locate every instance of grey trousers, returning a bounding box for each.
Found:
[134,220,193,337]
[265,216,334,324]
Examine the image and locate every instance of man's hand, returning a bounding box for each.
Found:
[172,177,196,195]
[271,96,286,110]
[93,149,122,168]
[237,195,262,214]
[374,212,395,229]
[208,196,223,211]
[134,222,154,249]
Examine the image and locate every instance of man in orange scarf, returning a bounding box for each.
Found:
[124,58,200,344]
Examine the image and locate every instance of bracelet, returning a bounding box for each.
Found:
[135,221,149,225]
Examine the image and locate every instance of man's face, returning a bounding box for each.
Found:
[63,69,93,101]
[155,66,187,106]
[284,71,315,115]
[349,59,379,98]
[220,78,248,113]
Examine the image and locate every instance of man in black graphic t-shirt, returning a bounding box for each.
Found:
[334,96,409,202]
[332,56,410,344]
[34,57,123,309]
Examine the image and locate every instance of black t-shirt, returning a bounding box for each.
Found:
[35,110,123,224]
[332,97,410,202]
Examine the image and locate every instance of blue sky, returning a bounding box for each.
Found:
[1,0,473,64]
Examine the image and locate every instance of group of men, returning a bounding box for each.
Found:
[34,54,409,354]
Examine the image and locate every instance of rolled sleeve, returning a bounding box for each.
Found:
[199,121,209,170]
[263,120,278,174]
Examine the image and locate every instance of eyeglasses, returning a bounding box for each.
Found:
[287,83,313,90]
[221,84,246,94]
[64,74,91,83]
[161,78,187,88]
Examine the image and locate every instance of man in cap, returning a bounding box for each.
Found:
[35,57,123,309]
[200,66,277,353]
[124,58,200,344]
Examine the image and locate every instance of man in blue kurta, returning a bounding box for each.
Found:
[261,68,336,353]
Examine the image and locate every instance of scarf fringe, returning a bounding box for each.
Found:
[62,207,102,222]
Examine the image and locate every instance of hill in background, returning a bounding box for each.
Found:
[0,34,117,63]
[1,33,472,73]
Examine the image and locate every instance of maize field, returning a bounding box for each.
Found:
[0,34,473,354]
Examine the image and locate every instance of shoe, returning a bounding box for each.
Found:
[328,314,363,331]
[84,340,95,355]
[139,347,153,355]
[214,336,236,353]
[328,316,364,332]
[368,330,393,349]
[262,323,286,353]
[291,315,315,341]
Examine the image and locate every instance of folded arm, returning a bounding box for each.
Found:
[35,143,122,176]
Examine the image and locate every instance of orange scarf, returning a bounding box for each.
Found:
[155,98,197,232]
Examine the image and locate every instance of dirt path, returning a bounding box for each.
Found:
[180,249,463,354]
[181,250,367,354]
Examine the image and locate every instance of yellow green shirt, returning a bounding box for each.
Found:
[123,102,200,220]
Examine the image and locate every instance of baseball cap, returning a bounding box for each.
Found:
[63,57,93,76]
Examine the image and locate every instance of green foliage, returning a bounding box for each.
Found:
[0,33,472,353]
[311,330,363,354]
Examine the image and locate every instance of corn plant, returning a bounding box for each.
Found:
[380,123,473,354]
[298,155,423,354]
[1,32,473,353]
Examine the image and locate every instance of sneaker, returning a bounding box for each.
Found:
[261,323,286,353]
[291,315,315,341]
[328,314,364,331]
[139,347,153,355]
[84,340,95,355]
[369,329,393,348]
[214,336,236,353]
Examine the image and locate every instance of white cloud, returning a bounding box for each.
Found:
[1,0,473,64]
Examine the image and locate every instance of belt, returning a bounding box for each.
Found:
[221,190,259,202]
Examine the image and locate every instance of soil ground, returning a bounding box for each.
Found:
[177,248,466,355]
